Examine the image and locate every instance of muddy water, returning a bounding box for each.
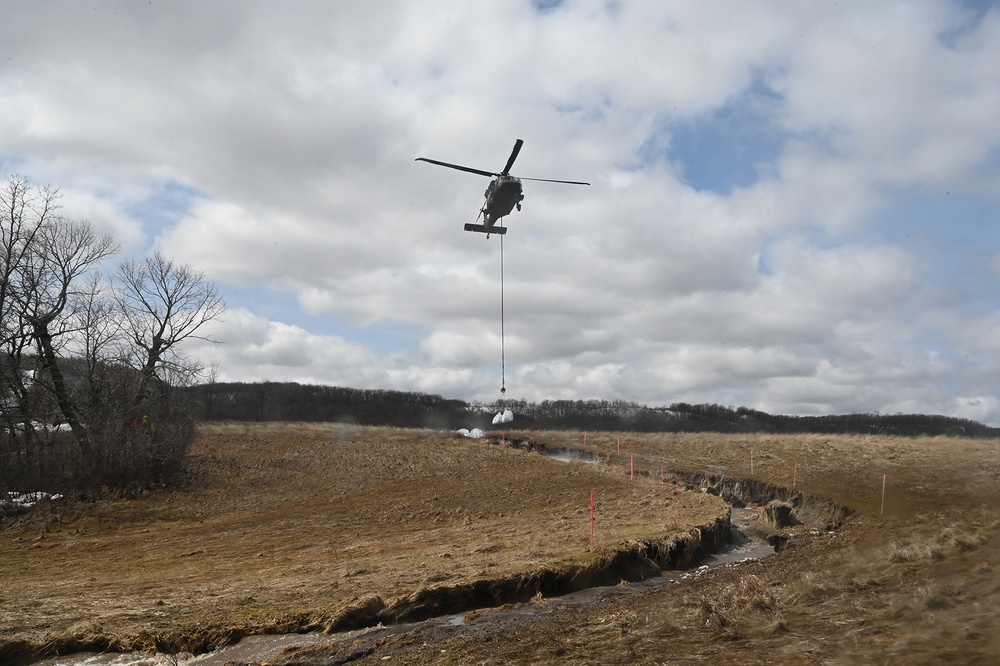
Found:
[31,451,775,666]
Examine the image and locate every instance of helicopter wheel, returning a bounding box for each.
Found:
[516,202,521,211]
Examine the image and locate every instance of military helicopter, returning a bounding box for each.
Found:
[416,139,589,237]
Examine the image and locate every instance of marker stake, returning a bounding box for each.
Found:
[674,476,680,520]
[590,489,596,542]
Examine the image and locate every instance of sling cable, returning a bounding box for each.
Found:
[493,231,513,424]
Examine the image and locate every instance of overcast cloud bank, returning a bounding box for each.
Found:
[3,1,1000,423]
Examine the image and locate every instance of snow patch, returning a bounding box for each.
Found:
[1,491,64,511]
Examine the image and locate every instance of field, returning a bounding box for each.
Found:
[383,431,1000,665]
[1,423,726,664]
[2,423,999,664]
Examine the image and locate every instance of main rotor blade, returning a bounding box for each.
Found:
[518,176,591,185]
[501,139,524,175]
[415,157,496,178]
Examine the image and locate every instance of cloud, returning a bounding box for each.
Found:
[193,308,381,386]
[4,0,1000,423]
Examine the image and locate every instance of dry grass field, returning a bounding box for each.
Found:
[299,431,998,665]
[2,424,998,664]
[0,423,727,664]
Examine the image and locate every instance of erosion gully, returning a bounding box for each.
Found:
[30,437,850,666]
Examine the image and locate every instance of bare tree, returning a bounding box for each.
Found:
[69,273,130,437]
[116,252,224,411]
[202,361,221,420]
[1,177,56,341]
[1,176,224,492]
[15,216,118,455]
[1,176,54,439]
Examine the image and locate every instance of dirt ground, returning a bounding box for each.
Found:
[3,425,999,664]
[0,423,725,663]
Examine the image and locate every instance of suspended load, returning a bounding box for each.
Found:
[492,409,514,425]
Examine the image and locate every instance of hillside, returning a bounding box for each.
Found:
[185,381,1000,437]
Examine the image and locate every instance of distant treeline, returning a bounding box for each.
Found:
[189,381,470,429]
[184,381,1000,438]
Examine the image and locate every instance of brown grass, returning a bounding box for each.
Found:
[0,423,725,662]
[362,431,999,665]
[5,426,1000,664]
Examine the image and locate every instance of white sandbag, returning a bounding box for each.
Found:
[492,408,514,424]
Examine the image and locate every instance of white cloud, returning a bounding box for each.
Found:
[194,308,381,386]
[4,0,1000,423]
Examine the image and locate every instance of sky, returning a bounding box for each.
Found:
[3,0,1000,423]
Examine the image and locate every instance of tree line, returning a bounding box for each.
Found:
[190,380,470,429]
[184,381,1000,438]
[1,176,223,495]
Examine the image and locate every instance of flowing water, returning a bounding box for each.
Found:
[31,633,332,666]
[546,449,602,464]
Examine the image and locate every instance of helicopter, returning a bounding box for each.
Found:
[416,139,589,237]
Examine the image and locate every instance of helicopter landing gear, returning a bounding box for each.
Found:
[516,202,521,211]
[463,208,507,236]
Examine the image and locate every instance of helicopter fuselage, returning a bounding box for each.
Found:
[482,175,524,231]
[415,139,587,236]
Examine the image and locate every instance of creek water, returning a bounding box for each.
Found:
[30,633,331,666]
[30,452,775,666]
[546,449,602,464]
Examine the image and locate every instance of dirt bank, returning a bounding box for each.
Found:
[319,510,731,633]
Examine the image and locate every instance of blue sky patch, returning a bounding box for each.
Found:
[532,0,564,13]
[939,0,996,49]
[224,284,425,356]
[662,80,785,194]
[126,180,203,240]
[877,190,1000,305]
